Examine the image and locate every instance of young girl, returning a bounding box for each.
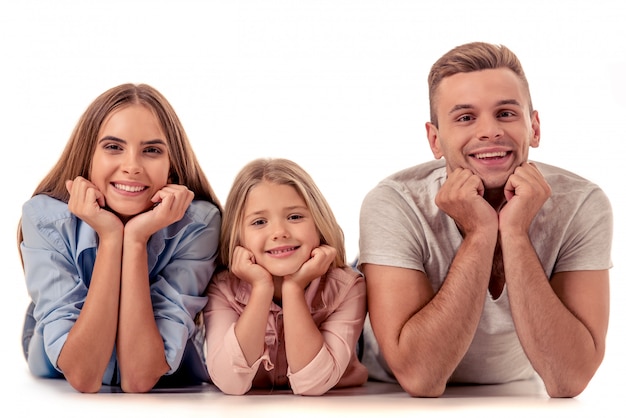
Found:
[204,158,368,396]
[19,83,222,393]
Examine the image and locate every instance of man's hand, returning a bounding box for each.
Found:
[435,168,498,236]
[500,162,551,234]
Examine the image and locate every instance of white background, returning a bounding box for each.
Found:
[1,1,624,416]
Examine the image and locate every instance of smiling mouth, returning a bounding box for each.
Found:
[113,183,147,193]
[472,151,509,160]
[267,246,299,255]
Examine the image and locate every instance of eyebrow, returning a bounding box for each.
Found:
[243,205,310,219]
[98,136,167,146]
[447,99,522,115]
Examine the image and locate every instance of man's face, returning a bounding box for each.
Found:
[426,68,540,190]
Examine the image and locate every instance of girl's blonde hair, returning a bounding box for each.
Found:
[18,83,222,248]
[220,158,346,270]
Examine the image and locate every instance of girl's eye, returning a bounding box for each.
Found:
[251,219,266,227]
[288,214,304,221]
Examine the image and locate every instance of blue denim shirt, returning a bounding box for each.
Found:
[21,194,220,386]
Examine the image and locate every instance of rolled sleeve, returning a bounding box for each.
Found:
[21,196,94,372]
[151,201,220,374]
[288,276,367,395]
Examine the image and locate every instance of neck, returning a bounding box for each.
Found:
[483,187,507,211]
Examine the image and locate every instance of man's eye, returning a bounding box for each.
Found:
[457,115,473,122]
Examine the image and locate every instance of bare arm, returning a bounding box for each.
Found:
[502,233,609,397]
[364,226,495,397]
[57,178,123,393]
[500,162,610,397]
[57,231,123,393]
[117,185,193,392]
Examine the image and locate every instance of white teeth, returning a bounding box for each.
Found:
[114,183,146,192]
[269,247,296,254]
[474,151,507,159]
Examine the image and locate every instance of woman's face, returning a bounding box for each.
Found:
[90,104,170,221]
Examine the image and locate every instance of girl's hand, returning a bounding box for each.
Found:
[125,184,194,243]
[66,177,122,235]
[284,245,336,290]
[231,246,273,289]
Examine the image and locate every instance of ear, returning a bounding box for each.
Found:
[530,110,540,148]
[426,122,444,159]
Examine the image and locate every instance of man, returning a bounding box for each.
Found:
[358,42,612,398]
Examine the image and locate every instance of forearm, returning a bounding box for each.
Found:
[383,233,495,396]
[502,233,605,397]
[282,282,324,373]
[57,234,122,393]
[117,239,168,393]
[234,283,274,366]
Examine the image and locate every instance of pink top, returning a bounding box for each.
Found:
[204,266,368,395]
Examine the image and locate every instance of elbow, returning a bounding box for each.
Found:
[394,369,447,398]
[120,370,162,393]
[544,375,590,398]
[65,373,103,394]
[121,378,158,394]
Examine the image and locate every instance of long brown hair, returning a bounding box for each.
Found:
[17,83,222,252]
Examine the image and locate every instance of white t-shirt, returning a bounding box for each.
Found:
[358,159,613,384]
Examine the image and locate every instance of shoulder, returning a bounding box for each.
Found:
[22,195,72,223]
[185,200,221,225]
[322,267,365,297]
[311,267,365,312]
[21,195,76,238]
[365,160,445,202]
[534,162,611,207]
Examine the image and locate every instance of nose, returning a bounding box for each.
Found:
[122,151,142,175]
[271,221,289,240]
[475,116,503,141]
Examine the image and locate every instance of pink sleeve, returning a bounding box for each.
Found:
[287,277,366,395]
[204,282,273,395]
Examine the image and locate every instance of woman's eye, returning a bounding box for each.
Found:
[104,143,122,151]
[144,147,162,154]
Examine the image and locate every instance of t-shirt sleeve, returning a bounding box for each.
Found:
[358,182,427,272]
[554,186,613,272]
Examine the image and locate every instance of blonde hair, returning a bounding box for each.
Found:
[428,42,533,127]
[220,158,346,270]
[18,83,222,250]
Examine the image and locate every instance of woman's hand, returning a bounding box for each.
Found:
[124,184,194,243]
[66,177,122,236]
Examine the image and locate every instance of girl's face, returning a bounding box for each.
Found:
[90,104,170,222]
[240,181,320,277]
